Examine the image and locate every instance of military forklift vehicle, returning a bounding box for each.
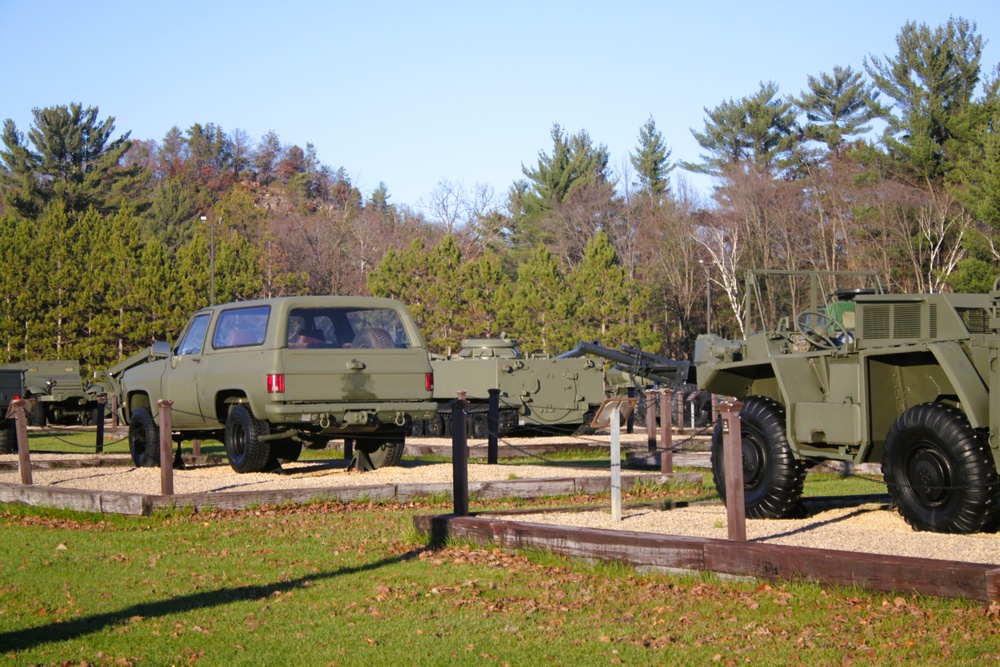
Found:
[422,336,606,437]
[101,296,437,473]
[696,269,1000,534]
[0,360,102,426]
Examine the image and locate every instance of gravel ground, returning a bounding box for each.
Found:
[515,503,1000,566]
[0,455,651,495]
[4,436,1000,566]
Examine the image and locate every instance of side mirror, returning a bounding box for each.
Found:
[151,341,172,359]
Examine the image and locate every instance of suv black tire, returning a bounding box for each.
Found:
[225,404,271,473]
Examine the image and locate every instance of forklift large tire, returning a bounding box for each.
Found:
[128,407,160,467]
[224,405,272,473]
[883,402,999,533]
[710,396,806,519]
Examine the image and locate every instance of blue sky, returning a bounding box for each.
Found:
[2,1,999,212]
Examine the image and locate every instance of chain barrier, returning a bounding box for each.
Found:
[14,419,129,449]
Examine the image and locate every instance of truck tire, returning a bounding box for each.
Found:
[883,402,1000,533]
[0,426,16,454]
[273,440,303,463]
[426,414,445,437]
[354,438,405,470]
[710,396,805,519]
[128,407,160,467]
[471,413,489,439]
[224,405,272,473]
[30,400,46,427]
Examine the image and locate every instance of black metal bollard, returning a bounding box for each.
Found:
[451,392,469,516]
[95,396,106,454]
[487,388,500,465]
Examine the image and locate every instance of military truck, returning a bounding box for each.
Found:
[103,296,437,473]
[695,270,1000,534]
[0,360,101,426]
[421,337,606,437]
[0,368,26,453]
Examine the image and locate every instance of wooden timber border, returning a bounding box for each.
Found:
[0,472,700,516]
[413,512,1000,603]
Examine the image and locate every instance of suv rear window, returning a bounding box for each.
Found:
[286,307,410,349]
[213,306,271,348]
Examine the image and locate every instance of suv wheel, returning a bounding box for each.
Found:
[224,405,271,473]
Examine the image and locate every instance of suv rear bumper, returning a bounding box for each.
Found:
[265,400,438,425]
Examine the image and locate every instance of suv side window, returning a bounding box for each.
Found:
[213,305,271,348]
[176,314,211,355]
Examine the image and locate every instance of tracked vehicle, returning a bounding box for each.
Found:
[695,270,1000,534]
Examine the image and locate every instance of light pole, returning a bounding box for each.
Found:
[700,259,711,334]
[201,215,215,306]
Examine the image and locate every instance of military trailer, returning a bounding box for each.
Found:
[102,296,438,473]
[421,337,606,437]
[695,270,1000,534]
[0,360,101,426]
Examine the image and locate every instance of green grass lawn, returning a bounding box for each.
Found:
[2,484,999,666]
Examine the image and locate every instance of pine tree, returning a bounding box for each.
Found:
[458,253,513,339]
[0,103,148,217]
[865,17,985,179]
[509,245,574,354]
[684,81,798,175]
[630,116,674,198]
[422,235,464,355]
[795,65,883,156]
[570,231,632,345]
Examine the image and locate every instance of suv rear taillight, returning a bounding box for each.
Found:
[425,372,434,392]
[267,374,285,394]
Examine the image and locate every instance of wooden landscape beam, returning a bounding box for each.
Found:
[415,513,1000,602]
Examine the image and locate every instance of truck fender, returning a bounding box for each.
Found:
[927,342,989,429]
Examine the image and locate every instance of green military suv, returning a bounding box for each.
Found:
[112,296,437,473]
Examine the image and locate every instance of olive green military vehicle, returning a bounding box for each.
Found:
[422,337,606,437]
[102,296,437,473]
[696,270,1000,534]
[0,360,102,426]
[0,368,26,453]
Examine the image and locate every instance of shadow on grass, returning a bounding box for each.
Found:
[0,546,432,654]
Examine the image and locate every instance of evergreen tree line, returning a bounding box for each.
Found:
[1,17,999,373]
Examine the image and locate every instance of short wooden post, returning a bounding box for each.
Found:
[646,389,657,452]
[610,402,622,521]
[157,400,174,496]
[675,391,685,434]
[487,388,500,465]
[191,439,202,457]
[451,391,469,516]
[343,438,354,461]
[719,400,746,541]
[110,393,120,436]
[626,387,636,434]
[95,396,106,454]
[12,399,31,485]
[659,389,673,474]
